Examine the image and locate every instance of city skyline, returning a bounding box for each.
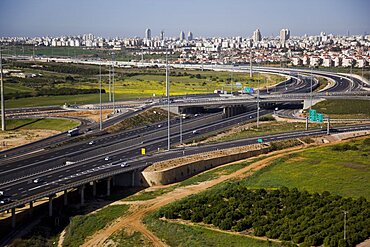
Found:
[0,0,369,38]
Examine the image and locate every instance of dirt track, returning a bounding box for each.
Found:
[81,145,308,247]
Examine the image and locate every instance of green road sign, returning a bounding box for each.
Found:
[317,113,324,123]
[309,109,317,122]
[309,109,324,123]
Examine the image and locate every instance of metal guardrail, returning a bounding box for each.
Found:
[0,164,145,212]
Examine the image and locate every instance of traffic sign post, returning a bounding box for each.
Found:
[243,87,254,94]
[308,109,324,123]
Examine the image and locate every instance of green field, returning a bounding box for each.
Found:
[63,205,130,247]
[5,118,79,131]
[203,121,322,144]
[144,214,278,247]
[243,138,370,200]
[312,99,370,118]
[3,60,285,108]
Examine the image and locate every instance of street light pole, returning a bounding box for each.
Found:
[257,79,260,128]
[180,115,183,145]
[166,49,170,151]
[343,211,348,241]
[99,61,102,131]
[112,53,116,114]
[310,67,313,110]
[0,47,5,131]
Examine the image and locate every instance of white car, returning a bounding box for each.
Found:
[88,141,95,145]
[104,156,111,161]
[33,178,42,183]
[121,162,130,168]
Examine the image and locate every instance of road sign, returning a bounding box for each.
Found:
[141,148,146,155]
[317,113,324,123]
[257,138,263,143]
[243,87,254,93]
[309,109,324,123]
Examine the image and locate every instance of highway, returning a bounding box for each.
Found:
[0,62,369,221]
[1,121,369,213]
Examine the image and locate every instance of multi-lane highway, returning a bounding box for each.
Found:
[0,62,369,232]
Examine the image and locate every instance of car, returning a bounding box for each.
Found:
[0,197,11,204]
[157,124,162,128]
[121,162,130,168]
[104,156,111,161]
[88,141,95,145]
[192,130,198,134]
[33,178,42,183]
[0,191,3,196]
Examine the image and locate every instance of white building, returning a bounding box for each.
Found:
[180,31,185,41]
[253,29,262,43]
[280,28,290,44]
[145,28,151,40]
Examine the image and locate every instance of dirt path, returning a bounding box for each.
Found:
[57,229,66,247]
[82,145,307,247]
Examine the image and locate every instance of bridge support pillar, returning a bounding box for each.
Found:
[48,196,53,217]
[80,185,85,206]
[106,177,111,197]
[63,190,68,206]
[29,201,33,215]
[132,171,135,187]
[11,208,16,228]
[92,181,97,197]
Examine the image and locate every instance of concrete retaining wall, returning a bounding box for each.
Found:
[142,147,269,186]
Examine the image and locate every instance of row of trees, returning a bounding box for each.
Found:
[157,186,370,247]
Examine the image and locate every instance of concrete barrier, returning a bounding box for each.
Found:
[142,145,269,186]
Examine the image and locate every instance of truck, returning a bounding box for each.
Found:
[67,128,79,137]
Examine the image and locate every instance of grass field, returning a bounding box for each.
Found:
[312,99,370,118]
[144,214,278,247]
[242,138,370,200]
[204,121,322,144]
[63,205,130,247]
[314,77,330,92]
[4,60,285,108]
[5,118,79,131]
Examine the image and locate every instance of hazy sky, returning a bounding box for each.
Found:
[0,0,369,38]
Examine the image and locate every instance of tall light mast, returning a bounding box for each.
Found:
[166,49,170,151]
[249,47,253,78]
[1,47,5,131]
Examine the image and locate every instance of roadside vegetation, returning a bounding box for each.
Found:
[5,118,79,131]
[107,229,154,247]
[314,77,331,92]
[106,107,176,133]
[63,204,130,247]
[312,99,370,118]
[201,120,322,144]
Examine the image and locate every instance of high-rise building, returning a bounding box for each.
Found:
[145,28,151,40]
[253,29,261,43]
[160,30,165,40]
[280,28,290,43]
[188,31,193,41]
[180,31,185,41]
